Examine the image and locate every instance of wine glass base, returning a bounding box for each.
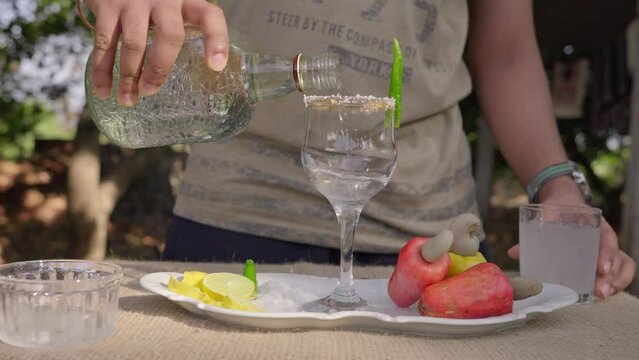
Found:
[302,294,370,313]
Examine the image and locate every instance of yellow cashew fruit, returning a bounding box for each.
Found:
[447,252,487,277]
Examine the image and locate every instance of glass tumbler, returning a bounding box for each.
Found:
[519,204,601,304]
[0,260,122,348]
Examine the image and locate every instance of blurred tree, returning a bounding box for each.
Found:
[1,0,161,260]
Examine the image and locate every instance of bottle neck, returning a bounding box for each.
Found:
[245,52,341,103]
[293,53,341,92]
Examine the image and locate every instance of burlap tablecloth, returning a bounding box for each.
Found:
[2,260,639,360]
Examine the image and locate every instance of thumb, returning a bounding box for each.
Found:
[507,244,520,259]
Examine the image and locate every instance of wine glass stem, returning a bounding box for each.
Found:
[333,206,362,300]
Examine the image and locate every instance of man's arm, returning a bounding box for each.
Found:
[467,0,635,297]
[467,0,569,188]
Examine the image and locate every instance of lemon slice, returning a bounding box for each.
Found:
[223,296,263,312]
[182,271,207,287]
[167,275,206,301]
[202,272,255,301]
[201,295,224,307]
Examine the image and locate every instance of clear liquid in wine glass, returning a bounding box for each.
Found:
[301,95,396,313]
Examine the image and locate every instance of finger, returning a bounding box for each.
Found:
[118,3,150,106]
[599,218,619,250]
[138,1,185,96]
[597,219,618,275]
[609,253,622,276]
[91,2,121,100]
[597,245,615,276]
[595,276,615,298]
[595,251,622,298]
[610,252,636,292]
[507,244,520,260]
[183,0,229,71]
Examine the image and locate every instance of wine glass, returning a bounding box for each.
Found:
[301,95,397,313]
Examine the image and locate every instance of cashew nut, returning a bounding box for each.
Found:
[508,276,543,300]
[421,230,454,262]
[449,213,481,256]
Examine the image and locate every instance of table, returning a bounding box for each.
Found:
[2,260,639,360]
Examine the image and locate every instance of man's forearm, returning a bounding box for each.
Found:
[472,57,567,186]
[468,0,572,192]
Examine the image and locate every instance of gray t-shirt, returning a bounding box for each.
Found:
[174,0,481,253]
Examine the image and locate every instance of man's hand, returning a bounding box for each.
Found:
[507,176,636,298]
[594,218,636,297]
[87,0,229,106]
[468,0,636,297]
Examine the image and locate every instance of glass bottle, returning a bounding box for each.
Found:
[85,27,341,148]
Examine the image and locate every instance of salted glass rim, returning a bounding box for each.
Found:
[303,94,396,111]
[0,259,123,284]
[519,203,602,216]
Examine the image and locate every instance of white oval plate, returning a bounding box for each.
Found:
[140,272,578,337]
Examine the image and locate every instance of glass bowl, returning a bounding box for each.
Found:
[0,259,123,348]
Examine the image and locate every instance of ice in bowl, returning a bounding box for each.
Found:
[0,259,122,349]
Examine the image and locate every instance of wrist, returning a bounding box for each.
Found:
[527,160,592,205]
[537,175,587,206]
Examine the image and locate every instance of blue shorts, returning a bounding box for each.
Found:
[163,215,492,265]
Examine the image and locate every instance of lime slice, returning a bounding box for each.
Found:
[243,259,258,295]
[388,38,403,128]
[182,271,207,288]
[167,275,206,301]
[202,272,255,301]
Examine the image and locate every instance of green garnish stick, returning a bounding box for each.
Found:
[389,38,403,128]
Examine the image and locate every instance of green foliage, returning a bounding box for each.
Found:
[0,101,54,158]
[0,0,88,159]
[591,148,628,189]
[0,103,45,159]
[1,0,81,64]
